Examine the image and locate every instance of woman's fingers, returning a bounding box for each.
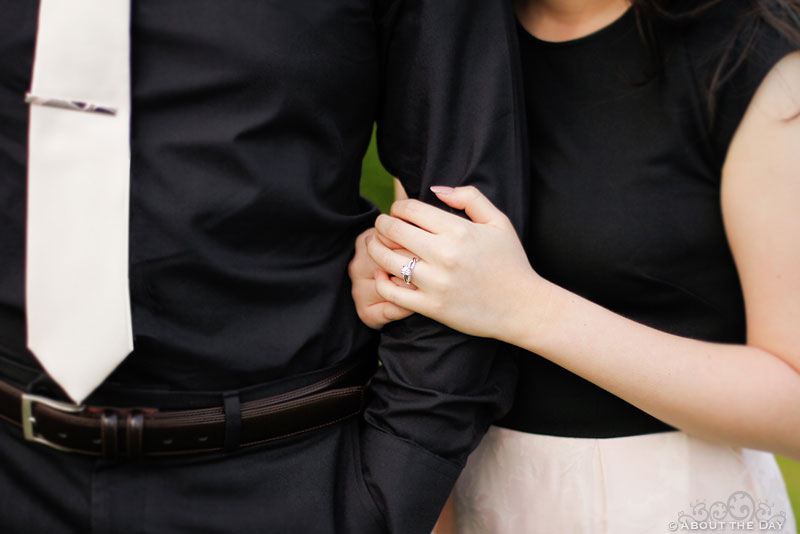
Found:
[348,229,379,280]
[431,185,509,226]
[375,187,512,262]
[374,270,426,312]
[352,278,412,328]
[389,198,461,235]
[373,230,403,251]
[349,229,416,330]
[375,300,414,323]
[373,214,437,265]
[350,279,384,330]
[366,235,426,286]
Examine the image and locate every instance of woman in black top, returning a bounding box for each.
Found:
[350,0,800,531]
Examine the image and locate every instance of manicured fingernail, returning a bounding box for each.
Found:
[430,186,454,194]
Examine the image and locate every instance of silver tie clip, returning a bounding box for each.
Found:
[25,93,117,116]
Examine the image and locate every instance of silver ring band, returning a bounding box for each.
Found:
[400,257,418,285]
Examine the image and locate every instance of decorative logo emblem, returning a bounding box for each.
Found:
[668,491,788,531]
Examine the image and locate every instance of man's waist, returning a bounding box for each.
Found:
[0,352,378,458]
[0,344,378,411]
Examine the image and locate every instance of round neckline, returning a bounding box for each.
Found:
[517,7,636,49]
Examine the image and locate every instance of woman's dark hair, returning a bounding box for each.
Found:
[630,0,800,122]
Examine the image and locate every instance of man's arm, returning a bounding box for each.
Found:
[359,1,529,532]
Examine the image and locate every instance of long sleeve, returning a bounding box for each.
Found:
[359,1,529,532]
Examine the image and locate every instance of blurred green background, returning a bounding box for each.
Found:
[778,457,800,528]
[359,130,800,528]
[359,131,395,213]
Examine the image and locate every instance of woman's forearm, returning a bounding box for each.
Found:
[366,168,800,459]
[507,276,800,460]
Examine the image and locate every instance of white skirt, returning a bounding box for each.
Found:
[453,427,795,534]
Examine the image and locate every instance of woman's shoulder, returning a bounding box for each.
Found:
[748,50,800,122]
[680,0,798,83]
[678,0,799,158]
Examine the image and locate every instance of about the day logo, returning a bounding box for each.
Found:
[668,490,788,532]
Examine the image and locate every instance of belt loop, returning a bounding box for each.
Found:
[101,411,119,458]
[223,391,241,452]
[125,410,144,459]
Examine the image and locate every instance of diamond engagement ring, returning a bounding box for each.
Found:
[400,257,418,285]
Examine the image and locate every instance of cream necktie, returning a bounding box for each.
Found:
[26,0,133,404]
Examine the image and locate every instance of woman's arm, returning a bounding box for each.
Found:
[366,53,800,460]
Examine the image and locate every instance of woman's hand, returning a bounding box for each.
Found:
[348,228,413,329]
[367,185,551,342]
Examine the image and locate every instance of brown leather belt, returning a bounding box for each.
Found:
[0,361,369,458]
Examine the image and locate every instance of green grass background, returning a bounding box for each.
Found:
[778,457,800,528]
[359,131,395,214]
[359,130,800,528]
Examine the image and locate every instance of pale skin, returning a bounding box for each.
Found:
[348,0,800,531]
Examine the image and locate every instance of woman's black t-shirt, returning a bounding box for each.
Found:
[498,2,797,438]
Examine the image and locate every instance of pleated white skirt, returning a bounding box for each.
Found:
[453,427,795,534]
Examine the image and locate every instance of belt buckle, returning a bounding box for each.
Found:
[21,393,85,453]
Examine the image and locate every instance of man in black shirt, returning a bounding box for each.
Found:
[0,1,527,532]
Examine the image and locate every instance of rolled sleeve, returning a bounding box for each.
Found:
[358,1,529,532]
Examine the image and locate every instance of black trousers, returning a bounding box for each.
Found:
[0,416,390,534]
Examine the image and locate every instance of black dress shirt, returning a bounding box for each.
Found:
[0,0,527,527]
